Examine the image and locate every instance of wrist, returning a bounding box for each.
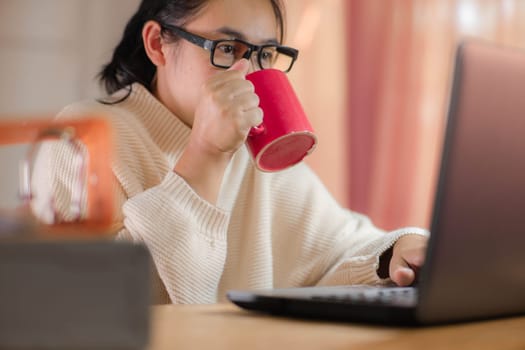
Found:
[173,140,232,204]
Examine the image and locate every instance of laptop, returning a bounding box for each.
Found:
[226,40,525,326]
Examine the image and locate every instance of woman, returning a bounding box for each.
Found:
[32,0,428,304]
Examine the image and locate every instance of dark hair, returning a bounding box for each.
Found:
[98,0,285,99]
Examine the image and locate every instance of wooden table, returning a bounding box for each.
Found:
[148,303,525,350]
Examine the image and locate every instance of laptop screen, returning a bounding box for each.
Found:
[419,40,525,323]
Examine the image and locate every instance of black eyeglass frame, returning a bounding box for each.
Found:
[161,24,299,73]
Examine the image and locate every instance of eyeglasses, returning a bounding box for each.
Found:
[161,24,299,73]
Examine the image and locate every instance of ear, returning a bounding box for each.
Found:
[142,20,166,66]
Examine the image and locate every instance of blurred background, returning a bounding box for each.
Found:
[1,0,524,231]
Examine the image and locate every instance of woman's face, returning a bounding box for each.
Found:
[155,0,279,126]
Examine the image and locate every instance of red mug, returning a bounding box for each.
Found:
[246,69,317,172]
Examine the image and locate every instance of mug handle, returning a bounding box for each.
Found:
[249,124,265,137]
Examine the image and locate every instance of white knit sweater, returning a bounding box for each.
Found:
[31,83,428,304]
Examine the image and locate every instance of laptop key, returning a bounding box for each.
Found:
[311,287,417,306]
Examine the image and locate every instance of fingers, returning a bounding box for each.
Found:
[389,235,428,286]
[217,78,256,102]
[192,59,262,156]
[390,258,416,286]
[208,58,250,90]
[234,92,263,130]
[203,78,261,129]
[204,60,261,129]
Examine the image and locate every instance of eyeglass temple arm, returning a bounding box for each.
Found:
[163,24,215,51]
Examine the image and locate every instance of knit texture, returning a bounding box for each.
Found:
[31,83,429,304]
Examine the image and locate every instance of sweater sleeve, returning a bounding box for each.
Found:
[120,171,230,304]
[30,101,232,304]
[315,225,429,286]
[32,137,231,304]
[267,163,429,288]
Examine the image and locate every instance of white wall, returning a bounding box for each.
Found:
[0,0,140,208]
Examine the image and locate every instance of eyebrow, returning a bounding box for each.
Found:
[215,26,279,45]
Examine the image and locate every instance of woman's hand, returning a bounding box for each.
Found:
[388,234,428,286]
[192,58,262,158]
[174,58,262,204]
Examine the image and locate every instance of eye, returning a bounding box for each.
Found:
[216,43,236,56]
[260,48,277,63]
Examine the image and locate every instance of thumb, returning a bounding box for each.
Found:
[391,265,416,287]
[228,58,250,76]
[390,253,416,286]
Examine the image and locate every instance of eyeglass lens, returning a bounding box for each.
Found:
[213,41,293,72]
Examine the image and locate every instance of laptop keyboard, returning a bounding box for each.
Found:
[310,286,418,307]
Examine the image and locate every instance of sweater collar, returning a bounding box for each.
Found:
[118,83,191,154]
